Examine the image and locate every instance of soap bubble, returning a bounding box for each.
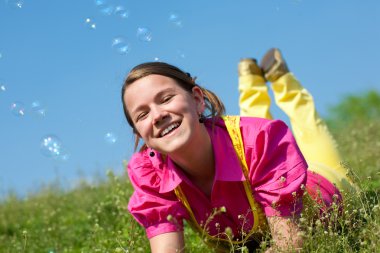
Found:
[136,27,152,42]
[100,5,114,15]
[40,135,70,160]
[112,37,131,55]
[104,132,117,144]
[10,102,26,117]
[114,6,129,19]
[177,49,186,59]
[153,57,160,61]
[0,52,3,59]
[31,101,47,117]
[85,18,97,30]
[6,0,24,9]
[94,0,113,15]
[94,0,106,6]
[40,135,62,158]
[169,13,183,28]
[58,149,70,161]
[0,84,6,92]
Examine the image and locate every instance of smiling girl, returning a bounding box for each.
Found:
[121,48,354,252]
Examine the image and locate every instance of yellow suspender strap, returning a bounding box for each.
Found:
[222,116,268,232]
[174,116,268,244]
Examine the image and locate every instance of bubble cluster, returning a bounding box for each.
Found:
[85,18,97,30]
[40,135,70,160]
[112,37,131,55]
[104,132,117,144]
[31,101,47,117]
[10,102,26,117]
[169,13,183,28]
[137,27,152,42]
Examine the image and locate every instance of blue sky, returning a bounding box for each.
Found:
[0,0,379,197]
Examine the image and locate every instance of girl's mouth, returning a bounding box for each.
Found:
[160,122,181,137]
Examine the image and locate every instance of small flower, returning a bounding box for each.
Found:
[280,176,286,183]
[297,231,306,237]
[224,227,233,237]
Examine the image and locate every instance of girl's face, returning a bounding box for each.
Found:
[123,74,205,155]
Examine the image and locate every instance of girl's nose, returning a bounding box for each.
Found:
[151,106,168,126]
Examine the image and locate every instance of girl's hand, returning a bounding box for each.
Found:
[266,216,303,252]
[149,231,185,253]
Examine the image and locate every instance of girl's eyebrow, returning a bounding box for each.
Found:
[130,87,177,115]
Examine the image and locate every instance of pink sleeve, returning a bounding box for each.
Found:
[240,118,307,217]
[127,152,188,239]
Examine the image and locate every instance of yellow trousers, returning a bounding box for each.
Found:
[239,73,354,193]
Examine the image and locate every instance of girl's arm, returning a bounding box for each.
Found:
[149,231,185,253]
[265,216,303,252]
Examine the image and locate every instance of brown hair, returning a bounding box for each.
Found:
[121,61,225,150]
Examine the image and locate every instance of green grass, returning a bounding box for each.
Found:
[1,118,379,252]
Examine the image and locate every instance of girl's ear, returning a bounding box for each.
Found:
[191,86,206,114]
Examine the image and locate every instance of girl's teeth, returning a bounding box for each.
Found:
[161,123,179,137]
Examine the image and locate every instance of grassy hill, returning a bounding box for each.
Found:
[1,94,379,252]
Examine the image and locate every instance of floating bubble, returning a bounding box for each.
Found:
[136,27,152,42]
[40,135,70,161]
[104,132,117,144]
[0,52,3,59]
[6,0,24,9]
[100,5,114,15]
[85,18,97,30]
[31,101,47,117]
[94,0,113,16]
[177,49,186,59]
[0,84,5,92]
[153,57,160,61]
[114,6,129,19]
[94,0,106,6]
[40,135,62,158]
[58,149,71,161]
[169,13,183,28]
[10,101,26,117]
[112,37,131,55]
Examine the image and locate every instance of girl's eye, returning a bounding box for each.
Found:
[162,95,174,103]
[136,112,148,122]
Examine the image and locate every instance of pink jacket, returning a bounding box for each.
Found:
[127,117,308,239]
